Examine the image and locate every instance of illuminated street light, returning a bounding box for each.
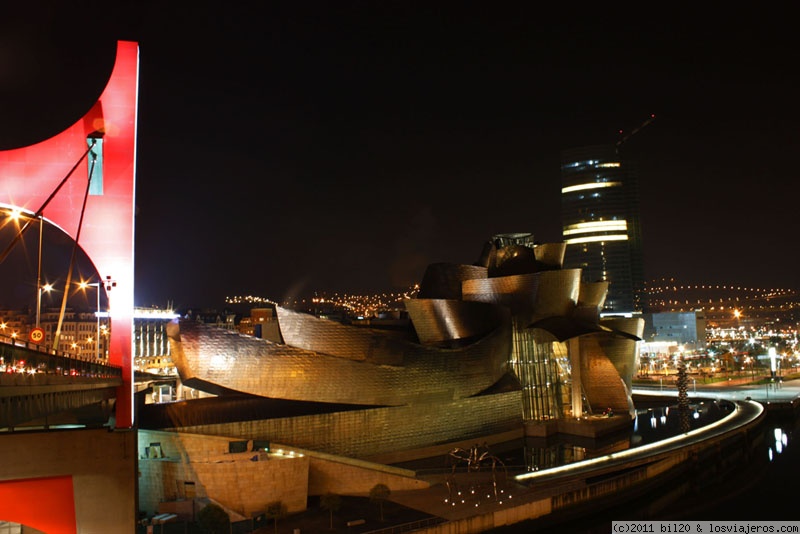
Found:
[37,283,53,328]
[78,281,101,361]
[35,215,43,327]
[6,209,49,328]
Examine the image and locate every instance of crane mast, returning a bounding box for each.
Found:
[616,113,656,154]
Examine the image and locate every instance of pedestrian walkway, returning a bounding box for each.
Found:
[634,376,800,405]
[273,379,800,533]
[388,379,800,531]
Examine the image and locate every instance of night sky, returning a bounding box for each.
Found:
[1,3,798,310]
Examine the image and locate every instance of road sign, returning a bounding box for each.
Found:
[29,327,45,344]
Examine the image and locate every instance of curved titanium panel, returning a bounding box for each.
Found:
[404,299,509,344]
[599,317,644,392]
[534,242,566,269]
[488,245,539,277]
[462,269,581,318]
[574,281,609,322]
[276,306,399,363]
[462,273,539,314]
[528,315,617,343]
[417,263,487,300]
[167,315,511,407]
[529,270,582,319]
[578,281,609,308]
[578,334,635,417]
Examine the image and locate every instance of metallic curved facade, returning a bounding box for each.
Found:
[404,299,509,345]
[598,316,645,393]
[166,232,644,444]
[462,269,581,319]
[534,242,566,269]
[417,262,487,300]
[167,305,511,407]
[488,245,540,277]
[577,334,636,415]
[574,281,609,323]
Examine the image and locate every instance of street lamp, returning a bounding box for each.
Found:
[78,281,101,361]
[37,283,53,328]
[35,214,43,327]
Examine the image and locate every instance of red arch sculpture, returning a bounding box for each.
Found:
[0,476,77,533]
[0,40,137,532]
[0,40,137,429]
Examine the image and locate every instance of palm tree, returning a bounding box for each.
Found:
[320,492,341,529]
[369,483,391,522]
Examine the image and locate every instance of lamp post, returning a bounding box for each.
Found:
[79,281,101,361]
[36,215,43,327]
[37,283,53,329]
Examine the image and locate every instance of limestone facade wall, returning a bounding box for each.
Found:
[168,390,523,459]
[137,430,309,518]
[304,452,430,496]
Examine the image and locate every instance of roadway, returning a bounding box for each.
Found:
[633,375,800,405]
[0,341,122,430]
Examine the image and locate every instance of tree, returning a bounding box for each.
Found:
[677,355,690,433]
[319,492,341,529]
[265,500,287,534]
[197,502,230,534]
[369,483,391,522]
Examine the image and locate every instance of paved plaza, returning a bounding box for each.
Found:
[256,378,800,533]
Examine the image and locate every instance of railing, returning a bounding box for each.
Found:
[363,516,447,534]
[0,332,122,379]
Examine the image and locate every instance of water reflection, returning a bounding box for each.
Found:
[768,425,788,461]
[519,398,732,473]
[399,397,733,479]
[487,408,799,532]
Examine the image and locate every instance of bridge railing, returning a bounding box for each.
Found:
[0,332,122,379]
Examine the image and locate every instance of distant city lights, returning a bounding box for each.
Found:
[226,285,420,317]
[643,278,798,322]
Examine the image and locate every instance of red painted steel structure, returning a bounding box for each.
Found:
[0,40,138,532]
[0,476,77,533]
[0,40,138,428]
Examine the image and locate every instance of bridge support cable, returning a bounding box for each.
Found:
[53,145,100,352]
[0,138,98,266]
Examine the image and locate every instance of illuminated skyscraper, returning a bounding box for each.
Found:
[560,144,644,313]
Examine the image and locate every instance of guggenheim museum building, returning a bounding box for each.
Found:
[160,232,644,460]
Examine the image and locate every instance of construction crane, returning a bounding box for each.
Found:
[615,113,656,154]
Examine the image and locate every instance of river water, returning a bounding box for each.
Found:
[484,402,799,533]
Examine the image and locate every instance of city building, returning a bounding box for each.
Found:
[560,144,645,314]
[154,234,643,467]
[641,310,707,352]
[133,307,182,374]
[0,306,109,362]
[134,233,643,519]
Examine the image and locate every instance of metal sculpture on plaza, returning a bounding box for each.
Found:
[444,442,509,505]
[448,443,505,474]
